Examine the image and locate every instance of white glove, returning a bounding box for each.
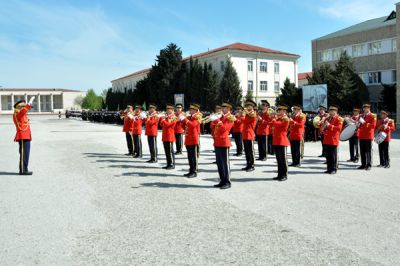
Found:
[127,114,134,119]
[139,112,147,119]
[210,115,218,122]
[179,114,186,121]
[359,117,365,124]
[217,113,222,119]
[28,96,35,105]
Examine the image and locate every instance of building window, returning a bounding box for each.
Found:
[274,63,279,74]
[316,51,322,62]
[352,44,364,57]
[260,81,268,92]
[247,61,253,72]
[274,81,280,93]
[260,62,268,72]
[393,70,397,82]
[332,48,343,60]
[368,41,381,55]
[220,61,225,71]
[248,80,253,91]
[368,72,381,84]
[322,50,332,61]
[392,39,397,52]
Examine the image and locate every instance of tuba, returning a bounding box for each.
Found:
[313,116,321,128]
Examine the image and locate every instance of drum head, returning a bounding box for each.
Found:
[340,123,357,141]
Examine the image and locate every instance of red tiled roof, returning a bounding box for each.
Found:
[298,72,313,80]
[112,42,300,82]
[0,88,83,92]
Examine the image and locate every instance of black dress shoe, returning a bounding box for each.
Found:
[213,183,222,188]
[354,159,359,163]
[365,166,371,171]
[323,161,327,164]
[318,154,325,158]
[165,165,175,170]
[357,166,365,169]
[125,153,133,156]
[187,172,197,178]
[384,165,390,169]
[278,177,287,182]
[273,176,281,180]
[241,167,249,171]
[376,164,383,168]
[324,170,330,174]
[147,159,157,163]
[19,171,33,175]
[133,154,140,158]
[220,183,231,189]
[347,159,354,162]
[246,167,255,172]
[234,153,243,157]
[212,161,217,164]
[175,151,182,155]
[329,171,337,175]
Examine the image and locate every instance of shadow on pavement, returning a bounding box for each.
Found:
[0,172,20,176]
[138,182,212,189]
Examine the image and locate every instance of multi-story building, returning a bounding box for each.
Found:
[111,42,300,105]
[298,72,313,88]
[0,88,86,114]
[312,6,399,114]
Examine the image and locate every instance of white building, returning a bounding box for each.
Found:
[111,42,300,104]
[0,88,86,114]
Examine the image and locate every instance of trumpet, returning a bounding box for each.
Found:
[157,111,167,118]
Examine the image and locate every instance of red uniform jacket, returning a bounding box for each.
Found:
[182,112,202,146]
[13,104,32,141]
[210,112,223,137]
[132,112,143,135]
[256,111,271,136]
[358,112,377,140]
[323,115,344,146]
[242,111,257,141]
[232,114,244,133]
[121,111,133,132]
[160,114,177,142]
[271,116,290,146]
[213,113,235,147]
[318,113,329,135]
[351,115,360,137]
[174,111,185,134]
[289,113,306,141]
[145,113,159,137]
[376,118,395,142]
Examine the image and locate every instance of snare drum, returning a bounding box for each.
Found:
[340,123,357,141]
[374,132,387,144]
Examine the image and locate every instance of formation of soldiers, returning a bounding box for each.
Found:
[120,100,396,189]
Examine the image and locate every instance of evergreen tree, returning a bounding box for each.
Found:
[218,58,242,106]
[380,83,397,113]
[275,78,302,106]
[244,89,254,101]
[202,63,219,111]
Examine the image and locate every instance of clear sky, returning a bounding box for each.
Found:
[0,0,398,93]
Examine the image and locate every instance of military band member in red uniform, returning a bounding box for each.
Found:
[376,110,395,168]
[174,103,185,155]
[289,104,306,167]
[13,97,35,175]
[358,103,377,170]
[270,104,290,181]
[210,102,236,189]
[160,104,177,170]
[232,106,245,156]
[210,105,223,163]
[256,100,271,161]
[121,105,134,156]
[242,100,257,172]
[132,104,143,158]
[179,103,202,178]
[143,103,159,163]
[347,107,361,163]
[322,105,343,174]
[318,105,329,158]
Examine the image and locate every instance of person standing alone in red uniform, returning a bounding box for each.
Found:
[241,100,257,172]
[13,96,35,175]
[358,103,377,170]
[322,105,343,174]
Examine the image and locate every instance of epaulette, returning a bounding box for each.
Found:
[227,114,236,122]
[338,116,344,122]
[389,119,394,123]
[300,113,306,119]
[372,113,377,118]
[282,116,289,122]
[249,111,257,118]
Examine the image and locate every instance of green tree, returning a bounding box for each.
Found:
[82,89,103,110]
[201,63,219,111]
[218,58,242,106]
[275,78,302,106]
[244,89,254,102]
[380,83,397,113]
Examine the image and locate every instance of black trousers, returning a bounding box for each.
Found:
[147,136,158,161]
[215,147,230,185]
[163,141,175,166]
[175,133,183,153]
[125,132,133,154]
[274,145,287,178]
[232,132,243,155]
[320,135,327,157]
[378,141,390,166]
[256,134,267,160]
[359,139,372,167]
[267,134,274,155]
[349,135,359,161]
[18,139,31,173]
[290,140,301,165]
[186,145,198,173]
[243,140,254,168]
[326,145,338,172]
[197,134,200,158]
[133,134,142,157]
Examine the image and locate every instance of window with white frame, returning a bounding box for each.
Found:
[332,48,343,60]
[352,44,364,57]
[220,61,225,71]
[368,72,381,84]
[248,80,253,91]
[368,41,381,55]
[274,81,280,93]
[260,62,268,72]
[274,63,279,74]
[392,39,397,52]
[260,81,268,92]
[322,50,332,61]
[247,61,253,72]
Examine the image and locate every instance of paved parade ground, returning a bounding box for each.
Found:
[1,115,399,265]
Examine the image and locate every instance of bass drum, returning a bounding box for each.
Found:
[340,123,357,141]
[374,132,387,144]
